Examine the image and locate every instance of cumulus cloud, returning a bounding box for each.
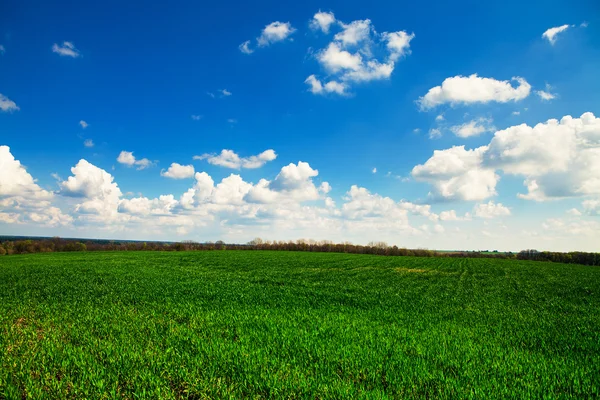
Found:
[304,75,348,95]
[251,21,296,48]
[0,146,53,201]
[334,19,372,46]
[306,12,414,96]
[79,120,88,129]
[194,149,277,169]
[117,151,154,170]
[52,41,81,57]
[0,94,19,112]
[383,31,415,61]
[60,159,123,219]
[414,112,600,202]
[83,139,94,148]
[161,163,195,179]
[412,146,499,201]
[450,118,495,138]
[310,11,336,34]
[473,201,511,219]
[119,195,178,216]
[542,25,570,45]
[418,74,531,109]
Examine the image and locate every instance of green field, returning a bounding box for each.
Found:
[1,251,599,399]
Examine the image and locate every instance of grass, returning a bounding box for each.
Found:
[1,251,599,399]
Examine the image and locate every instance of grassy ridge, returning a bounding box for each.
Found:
[1,251,599,398]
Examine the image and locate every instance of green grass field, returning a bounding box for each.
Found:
[1,251,599,399]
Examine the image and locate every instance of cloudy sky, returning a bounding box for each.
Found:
[1,0,599,251]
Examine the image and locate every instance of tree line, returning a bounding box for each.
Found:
[0,237,598,267]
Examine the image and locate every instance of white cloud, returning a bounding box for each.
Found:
[382,31,415,61]
[317,42,363,73]
[582,199,600,216]
[84,139,94,148]
[257,21,296,47]
[512,111,521,116]
[52,41,81,57]
[567,208,582,216]
[308,13,414,96]
[473,201,511,219]
[245,162,324,204]
[536,84,557,101]
[581,22,588,28]
[536,90,556,101]
[372,167,377,174]
[79,120,88,129]
[0,146,53,201]
[418,74,531,109]
[310,11,336,34]
[194,149,277,169]
[207,89,232,99]
[412,146,499,201]
[304,75,347,95]
[334,19,372,46]
[0,94,19,112]
[60,159,122,220]
[191,115,202,120]
[227,118,237,124]
[435,114,445,122]
[429,128,442,139]
[439,210,461,221]
[415,112,600,202]
[119,195,178,216]
[161,163,195,179]
[117,151,154,170]
[239,40,254,54]
[450,118,494,138]
[542,25,570,45]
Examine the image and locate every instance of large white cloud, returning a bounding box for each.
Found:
[0,146,72,227]
[194,149,277,169]
[60,159,123,219]
[0,146,53,201]
[414,112,600,202]
[412,146,499,201]
[246,161,325,204]
[418,74,531,109]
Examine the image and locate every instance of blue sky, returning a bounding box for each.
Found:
[1,0,599,251]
